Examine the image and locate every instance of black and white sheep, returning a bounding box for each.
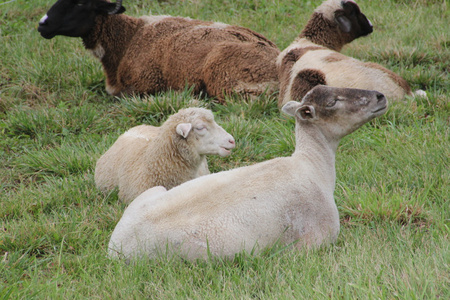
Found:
[108,85,388,260]
[95,107,235,203]
[37,0,279,102]
[277,0,424,107]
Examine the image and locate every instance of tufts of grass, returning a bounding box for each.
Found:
[0,0,449,298]
[113,87,210,126]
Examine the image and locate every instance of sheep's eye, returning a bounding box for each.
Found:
[195,126,206,131]
[326,99,338,107]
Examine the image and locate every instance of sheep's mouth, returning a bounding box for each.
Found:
[38,26,56,39]
[372,106,387,114]
[220,147,234,155]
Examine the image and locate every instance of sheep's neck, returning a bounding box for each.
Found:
[145,135,203,188]
[82,14,143,90]
[292,122,338,189]
[299,13,346,52]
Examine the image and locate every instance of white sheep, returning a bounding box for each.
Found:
[108,85,388,260]
[277,0,425,107]
[95,107,235,203]
[37,0,279,102]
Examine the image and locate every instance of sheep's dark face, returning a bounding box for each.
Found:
[38,0,125,39]
[335,1,373,38]
[283,85,387,138]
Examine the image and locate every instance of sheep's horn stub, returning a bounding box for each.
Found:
[109,0,124,15]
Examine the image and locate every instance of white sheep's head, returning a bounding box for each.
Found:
[171,108,236,157]
[38,0,126,39]
[282,85,387,140]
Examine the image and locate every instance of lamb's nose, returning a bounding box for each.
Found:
[229,138,236,147]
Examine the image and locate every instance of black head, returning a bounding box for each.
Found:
[38,0,126,39]
[334,0,373,39]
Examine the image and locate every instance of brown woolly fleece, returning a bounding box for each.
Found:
[300,13,352,52]
[83,15,279,102]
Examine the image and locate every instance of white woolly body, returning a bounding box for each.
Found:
[95,108,235,203]
[108,85,388,260]
[108,151,339,260]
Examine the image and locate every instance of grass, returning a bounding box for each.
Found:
[1,0,449,298]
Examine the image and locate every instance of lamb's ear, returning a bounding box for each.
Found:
[281,101,302,117]
[335,14,352,33]
[296,105,316,121]
[176,123,192,138]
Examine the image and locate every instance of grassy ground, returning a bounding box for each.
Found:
[1,0,449,298]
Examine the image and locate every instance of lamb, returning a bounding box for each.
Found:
[108,85,388,260]
[277,0,424,107]
[95,107,235,203]
[37,0,279,102]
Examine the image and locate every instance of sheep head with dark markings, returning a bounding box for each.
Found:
[300,0,373,51]
[282,85,387,140]
[38,0,125,39]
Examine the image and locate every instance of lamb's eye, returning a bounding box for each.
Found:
[196,126,206,131]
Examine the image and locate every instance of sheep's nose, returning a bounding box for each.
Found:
[229,138,236,147]
[376,93,386,103]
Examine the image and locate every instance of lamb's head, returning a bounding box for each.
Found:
[168,108,236,157]
[300,0,373,51]
[38,0,125,39]
[282,85,387,140]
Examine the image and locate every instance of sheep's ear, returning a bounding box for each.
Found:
[95,2,126,15]
[281,101,302,117]
[176,123,192,138]
[335,15,352,33]
[296,105,316,121]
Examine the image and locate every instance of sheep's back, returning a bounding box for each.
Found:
[291,48,411,100]
[119,16,279,96]
[95,126,155,193]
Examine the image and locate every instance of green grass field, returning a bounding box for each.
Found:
[1,0,449,298]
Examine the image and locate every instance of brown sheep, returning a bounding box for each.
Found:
[37,0,279,102]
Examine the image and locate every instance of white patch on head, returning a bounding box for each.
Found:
[39,14,48,24]
[90,44,105,59]
[315,0,343,21]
